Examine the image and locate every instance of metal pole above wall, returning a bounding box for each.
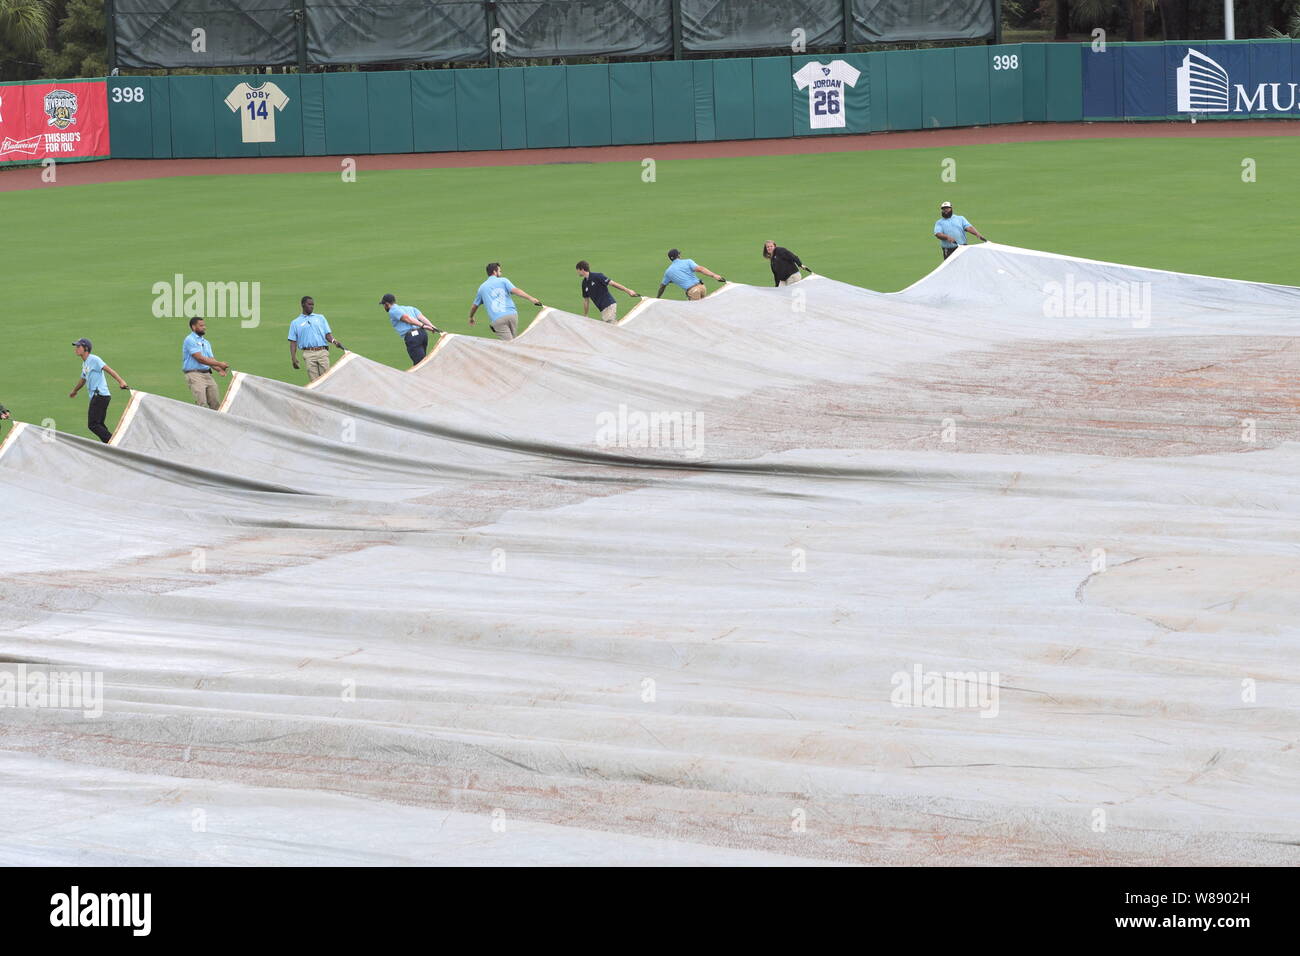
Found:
[993,0,1003,44]
[671,0,682,59]
[1224,0,1235,40]
[487,1,500,67]
[842,0,853,53]
[292,0,308,72]
[105,0,118,73]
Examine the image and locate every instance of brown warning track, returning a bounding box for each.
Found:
[2,119,1299,191]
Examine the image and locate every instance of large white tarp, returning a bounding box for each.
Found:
[1,244,1298,865]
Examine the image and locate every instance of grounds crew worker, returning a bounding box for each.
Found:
[576,260,638,323]
[469,262,542,341]
[182,317,230,410]
[289,295,345,382]
[763,240,811,286]
[381,293,441,366]
[934,201,989,259]
[656,249,725,301]
[68,337,130,442]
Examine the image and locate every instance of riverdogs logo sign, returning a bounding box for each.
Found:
[0,80,110,163]
[1176,48,1300,113]
[44,89,78,129]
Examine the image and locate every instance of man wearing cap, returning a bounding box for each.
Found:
[289,295,345,382]
[934,201,989,259]
[68,338,130,443]
[468,263,542,341]
[183,317,230,410]
[381,293,441,366]
[656,249,725,301]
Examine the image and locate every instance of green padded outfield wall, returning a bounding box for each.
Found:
[566,64,612,147]
[954,45,992,127]
[651,61,696,143]
[109,44,1083,162]
[498,69,527,150]
[412,71,459,153]
[710,58,754,141]
[609,62,655,145]
[920,49,959,129]
[107,76,153,158]
[988,44,1025,124]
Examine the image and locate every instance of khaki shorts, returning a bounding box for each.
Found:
[686,283,707,301]
[779,272,802,287]
[490,314,518,340]
[599,304,618,323]
[303,349,331,381]
[185,370,220,410]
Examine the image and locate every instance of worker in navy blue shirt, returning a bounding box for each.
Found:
[68,337,130,442]
[576,261,639,323]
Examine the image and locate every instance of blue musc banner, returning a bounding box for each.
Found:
[1083,41,1300,119]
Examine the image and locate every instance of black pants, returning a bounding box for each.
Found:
[942,245,960,260]
[87,393,112,443]
[404,328,428,365]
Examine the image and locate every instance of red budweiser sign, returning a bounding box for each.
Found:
[0,79,111,164]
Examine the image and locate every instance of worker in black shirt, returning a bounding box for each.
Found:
[576,261,639,323]
[763,240,812,287]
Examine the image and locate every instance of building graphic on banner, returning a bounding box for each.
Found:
[1176,47,1300,113]
[224,82,290,143]
[1176,50,1229,112]
[793,60,860,129]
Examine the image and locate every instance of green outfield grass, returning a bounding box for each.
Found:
[0,133,1295,438]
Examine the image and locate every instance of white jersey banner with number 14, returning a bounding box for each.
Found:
[223,82,290,143]
[793,60,861,130]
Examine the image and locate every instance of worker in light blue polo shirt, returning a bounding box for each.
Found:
[468,262,542,341]
[656,249,725,301]
[933,200,989,260]
[68,337,129,443]
[380,293,441,366]
[182,317,230,410]
[288,295,345,382]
